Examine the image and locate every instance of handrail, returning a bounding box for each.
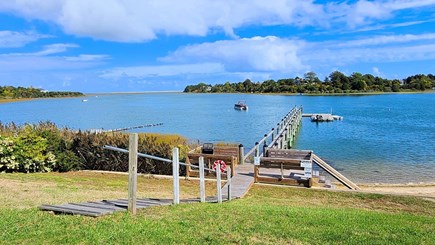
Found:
[243,106,302,161]
[103,145,223,173]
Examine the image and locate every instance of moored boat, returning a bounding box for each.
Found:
[234,100,248,110]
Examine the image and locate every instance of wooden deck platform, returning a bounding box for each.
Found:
[39,196,229,217]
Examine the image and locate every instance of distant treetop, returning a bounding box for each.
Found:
[184,71,435,94]
[0,86,84,99]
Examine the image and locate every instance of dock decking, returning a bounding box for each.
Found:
[221,164,255,199]
[39,196,229,217]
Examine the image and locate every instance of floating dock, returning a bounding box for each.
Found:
[302,113,343,122]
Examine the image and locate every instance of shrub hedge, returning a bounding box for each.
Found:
[0,122,189,174]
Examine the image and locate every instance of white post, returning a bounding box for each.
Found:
[199,156,205,203]
[216,164,222,204]
[128,133,138,215]
[227,166,232,201]
[172,148,180,204]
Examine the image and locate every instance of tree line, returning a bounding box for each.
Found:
[0,86,84,99]
[184,71,435,94]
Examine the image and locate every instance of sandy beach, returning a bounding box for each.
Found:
[358,183,435,201]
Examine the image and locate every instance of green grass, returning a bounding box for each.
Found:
[1,172,434,244]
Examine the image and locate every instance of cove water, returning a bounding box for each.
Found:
[1,93,434,184]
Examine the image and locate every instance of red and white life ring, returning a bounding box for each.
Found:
[213,160,227,172]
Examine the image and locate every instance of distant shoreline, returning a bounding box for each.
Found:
[0,98,32,104]
[86,91,182,96]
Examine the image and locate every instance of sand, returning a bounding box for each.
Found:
[357,183,435,201]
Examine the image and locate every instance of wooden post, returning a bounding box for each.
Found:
[254,165,259,182]
[172,148,180,205]
[263,134,268,156]
[185,157,191,179]
[271,128,275,142]
[199,156,205,203]
[238,144,244,165]
[216,164,222,204]
[263,144,268,157]
[227,166,232,201]
[128,133,138,215]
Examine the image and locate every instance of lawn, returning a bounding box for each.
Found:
[0,171,434,244]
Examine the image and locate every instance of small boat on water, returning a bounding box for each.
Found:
[234,100,248,110]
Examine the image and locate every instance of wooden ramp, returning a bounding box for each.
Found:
[39,196,228,217]
[312,153,360,190]
[221,164,254,199]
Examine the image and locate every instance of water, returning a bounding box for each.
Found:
[1,93,434,184]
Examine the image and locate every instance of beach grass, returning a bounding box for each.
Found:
[0,172,434,244]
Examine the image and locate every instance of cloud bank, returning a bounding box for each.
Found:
[1,0,434,42]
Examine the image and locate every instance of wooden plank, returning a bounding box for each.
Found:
[120,198,172,206]
[103,200,156,208]
[70,202,125,211]
[260,157,305,165]
[255,176,310,187]
[39,204,105,217]
[60,203,114,214]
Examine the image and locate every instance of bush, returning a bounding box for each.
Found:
[0,122,190,174]
[0,126,56,173]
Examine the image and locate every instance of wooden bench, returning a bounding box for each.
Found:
[254,149,313,187]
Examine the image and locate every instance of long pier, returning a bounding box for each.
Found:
[241,105,359,190]
[243,106,303,162]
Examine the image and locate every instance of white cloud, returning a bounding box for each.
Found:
[336,33,435,47]
[0,31,51,48]
[372,67,383,77]
[162,36,307,72]
[34,43,79,56]
[0,44,108,72]
[160,33,435,74]
[3,43,78,56]
[100,63,225,79]
[64,54,110,62]
[1,0,433,42]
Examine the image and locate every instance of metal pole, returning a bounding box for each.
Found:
[238,144,244,165]
[172,148,180,205]
[199,156,205,203]
[128,133,138,215]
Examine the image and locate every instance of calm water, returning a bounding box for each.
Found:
[1,93,434,184]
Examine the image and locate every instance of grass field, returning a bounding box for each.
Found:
[1,171,434,244]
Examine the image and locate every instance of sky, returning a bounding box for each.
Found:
[0,0,434,93]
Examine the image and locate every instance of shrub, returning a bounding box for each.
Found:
[0,122,190,174]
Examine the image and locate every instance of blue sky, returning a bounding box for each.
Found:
[0,0,434,92]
